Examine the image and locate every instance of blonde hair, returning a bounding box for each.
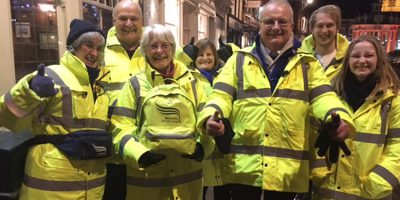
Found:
[309,5,341,30]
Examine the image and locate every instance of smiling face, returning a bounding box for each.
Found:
[312,12,338,49]
[349,41,377,81]
[113,1,143,49]
[259,2,293,52]
[145,40,173,73]
[74,34,105,68]
[196,46,216,71]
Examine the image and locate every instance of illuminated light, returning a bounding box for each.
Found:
[306,0,313,4]
[50,35,55,39]
[38,3,55,12]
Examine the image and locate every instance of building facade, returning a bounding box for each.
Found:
[1,0,259,95]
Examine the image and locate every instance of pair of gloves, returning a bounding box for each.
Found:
[314,114,351,164]
[29,63,58,97]
[182,37,234,64]
[138,143,205,167]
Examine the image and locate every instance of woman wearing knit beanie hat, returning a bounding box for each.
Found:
[0,19,111,199]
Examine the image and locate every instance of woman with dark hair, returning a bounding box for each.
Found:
[195,38,224,85]
[312,35,400,200]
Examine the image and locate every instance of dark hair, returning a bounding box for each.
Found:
[333,35,400,98]
[309,5,341,31]
[194,38,219,69]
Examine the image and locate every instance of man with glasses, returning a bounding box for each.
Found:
[197,0,354,199]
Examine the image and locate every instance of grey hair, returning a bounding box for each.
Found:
[112,0,142,19]
[258,0,294,23]
[140,24,176,55]
[67,31,106,65]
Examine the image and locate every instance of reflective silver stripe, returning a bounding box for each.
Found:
[60,87,73,118]
[388,128,400,139]
[145,132,194,139]
[191,79,198,108]
[354,132,386,144]
[230,145,309,160]
[127,169,202,187]
[323,108,349,122]
[311,158,327,169]
[313,186,374,200]
[214,82,236,98]
[381,98,392,135]
[309,85,333,102]
[45,68,66,86]
[372,165,399,188]
[130,76,142,118]
[236,52,245,99]
[230,145,263,154]
[4,91,28,117]
[113,106,136,118]
[264,146,309,160]
[197,102,205,112]
[301,61,309,95]
[274,89,308,102]
[45,116,107,130]
[204,103,224,118]
[119,134,135,156]
[108,100,117,118]
[237,88,271,99]
[23,174,105,191]
[97,81,125,91]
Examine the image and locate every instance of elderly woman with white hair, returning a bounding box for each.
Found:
[110,24,213,200]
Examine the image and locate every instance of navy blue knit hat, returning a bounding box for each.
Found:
[66,19,105,46]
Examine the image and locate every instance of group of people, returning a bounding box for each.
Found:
[0,0,399,199]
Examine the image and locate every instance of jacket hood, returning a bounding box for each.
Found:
[300,33,349,60]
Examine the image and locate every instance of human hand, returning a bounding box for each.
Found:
[183,37,199,62]
[181,142,204,162]
[29,63,58,97]
[138,150,166,167]
[205,111,225,136]
[217,37,233,62]
[315,113,351,164]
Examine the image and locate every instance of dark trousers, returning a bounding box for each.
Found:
[103,163,126,200]
[203,185,231,200]
[230,184,296,200]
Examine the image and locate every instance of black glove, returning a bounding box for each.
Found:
[183,37,199,62]
[29,63,58,97]
[314,114,351,163]
[182,142,204,162]
[138,151,166,167]
[217,37,233,63]
[214,118,235,154]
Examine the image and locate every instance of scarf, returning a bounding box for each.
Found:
[344,72,377,111]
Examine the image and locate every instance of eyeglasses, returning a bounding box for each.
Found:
[261,18,291,28]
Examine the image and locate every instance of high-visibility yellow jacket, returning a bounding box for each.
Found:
[102,26,144,103]
[110,58,214,200]
[197,43,354,193]
[0,51,110,200]
[300,33,349,80]
[300,33,350,189]
[313,90,400,200]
